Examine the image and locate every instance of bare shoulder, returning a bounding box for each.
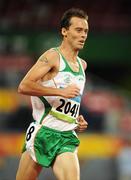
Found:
[80,58,87,70]
[38,48,59,67]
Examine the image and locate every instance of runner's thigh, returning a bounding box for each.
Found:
[52,151,80,180]
[16,151,42,180]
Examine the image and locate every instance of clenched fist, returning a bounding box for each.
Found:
[76,115,88,132]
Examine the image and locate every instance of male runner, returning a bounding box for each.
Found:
[16,8,89,180]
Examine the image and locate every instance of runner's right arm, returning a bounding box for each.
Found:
[18,50,80,98]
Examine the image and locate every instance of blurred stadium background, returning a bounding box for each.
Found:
[0,0,131,179]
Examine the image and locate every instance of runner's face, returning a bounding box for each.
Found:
[64,17,89,50]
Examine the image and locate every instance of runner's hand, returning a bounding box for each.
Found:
[76,115,88,132]
[60,84,80,98]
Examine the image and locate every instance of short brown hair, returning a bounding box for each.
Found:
[60,8,88,30]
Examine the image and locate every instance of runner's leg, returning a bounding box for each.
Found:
[16,151,42,180]
[52,151,80,180]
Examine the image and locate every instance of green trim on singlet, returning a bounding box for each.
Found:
[54,47,85,77]
[77,57,85,77]
[50,109,77,124]
[39,96,52,124]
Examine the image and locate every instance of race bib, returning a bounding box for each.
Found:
[50,97,80,123]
